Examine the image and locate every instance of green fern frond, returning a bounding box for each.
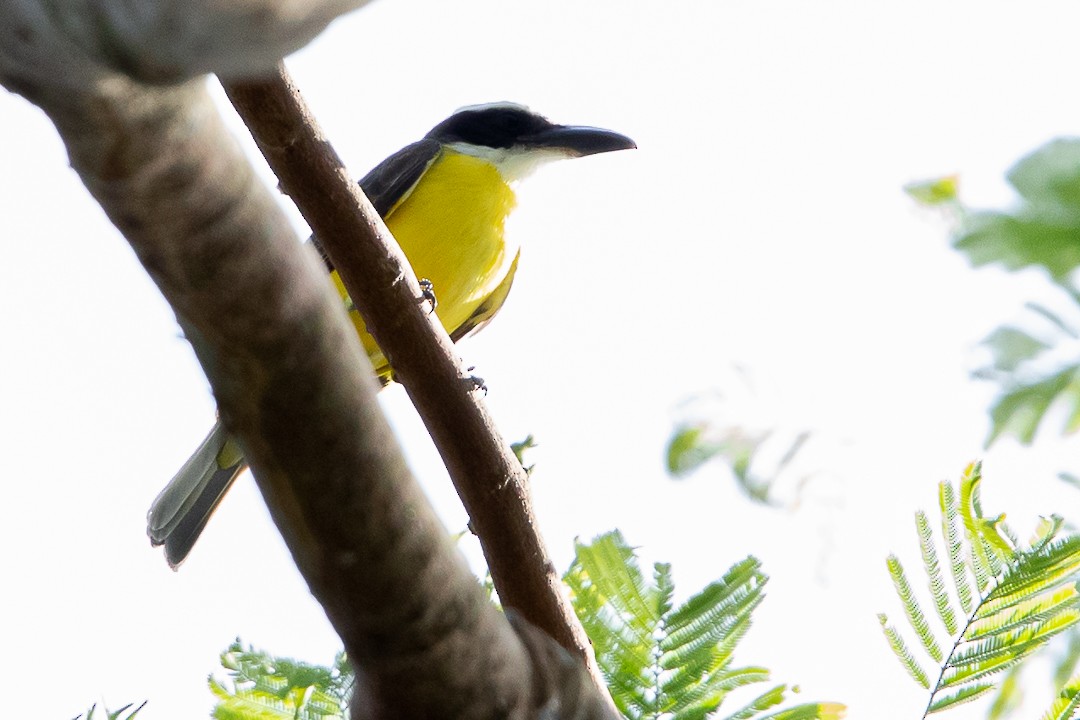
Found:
[969,585,1080,639]
[662,572,766,663]
[888,554,944,662]
[998,519,1023,556]
[211,641,348,720]
[1039,671,1080,720]
[980,514,1017,565]
[879,614,931,688]
[940,481,975,614]
[664,558,765,642]
[574,532,660,633]
[958,464,997,592]
[925,682,996,715]
[656,561,676,618]
[211,679,300,720]
[917,510,959,635]
[881,465,1080,719]
[664,664,769,717]
[988,536,1080,603]
[959,461,985,520]
[568,531,844,720]
[718,683,788,720]
[943,626,1056,688]
[1032,516,1066,554]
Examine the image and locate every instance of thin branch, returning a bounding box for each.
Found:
[221,65,607,689]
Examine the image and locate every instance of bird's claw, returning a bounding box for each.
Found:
[418,278,437,313]
[464,367,487,396]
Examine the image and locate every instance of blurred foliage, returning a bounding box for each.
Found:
[1043,674,1080,720]
[666,422,811,505]
[665,385,820,507]
[879,463,1080,718]
[904,175,960,206]
[909,138,1080,448]
[907,138,1080,719]
[986,665,1024,720]
[511,433,538,476]
[210,641,350,720]
[203,469,1079,720]
[206,532,845,720]
[971,300,1080,446]
[952,140,1080,282]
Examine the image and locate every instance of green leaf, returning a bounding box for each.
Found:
[954,139,1080,280]
[980,514,1018,561]
[759,703,848,720]
[926,682,997,714]
[986,664,1024,720]
[958,463,996,592]
[510,433,538,475]
[1031,515,1065,554]
[916,510,959,636]
[211,641,348,720]
[982,326,1050,374]
[719,684,788,720]
[988,536,1080,604]
[878,615,931,689]
[986,365,1080,446]
[905,175,960,206]
[954,212,1080,282]
[1040,671,1080,720]
[1053,631,1080,688]
[887,555,944,662]
[666,424,727,478]
[969,585,1080,640]
[940,481,974,615]
[1006,138,1080,211]
[1025,302,1080,339]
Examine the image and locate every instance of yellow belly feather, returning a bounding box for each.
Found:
[330,150,520,378]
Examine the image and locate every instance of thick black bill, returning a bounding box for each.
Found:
[525,125,637,157]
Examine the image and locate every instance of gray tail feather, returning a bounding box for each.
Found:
[147,419,246,568]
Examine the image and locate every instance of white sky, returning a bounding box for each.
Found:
[4,1,1080,718]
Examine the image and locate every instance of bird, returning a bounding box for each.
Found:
[146,102,636,568]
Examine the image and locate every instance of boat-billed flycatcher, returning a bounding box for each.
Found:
[146,102,636,567]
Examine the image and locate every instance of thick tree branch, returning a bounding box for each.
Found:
[0,0,369,88]
[222,65,607,690]
[0,3,615,719]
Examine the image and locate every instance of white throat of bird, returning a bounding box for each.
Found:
[447,142,573,183]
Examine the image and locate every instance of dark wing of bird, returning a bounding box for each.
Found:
[310,138,442,269]
[359,138,442,216]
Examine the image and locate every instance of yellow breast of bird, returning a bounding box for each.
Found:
[331,149,521,378]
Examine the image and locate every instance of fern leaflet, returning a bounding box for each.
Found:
[566,530,844,720]
[1041,673,1080,720]
[210,640,349,720]
[879,463,1080,718]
